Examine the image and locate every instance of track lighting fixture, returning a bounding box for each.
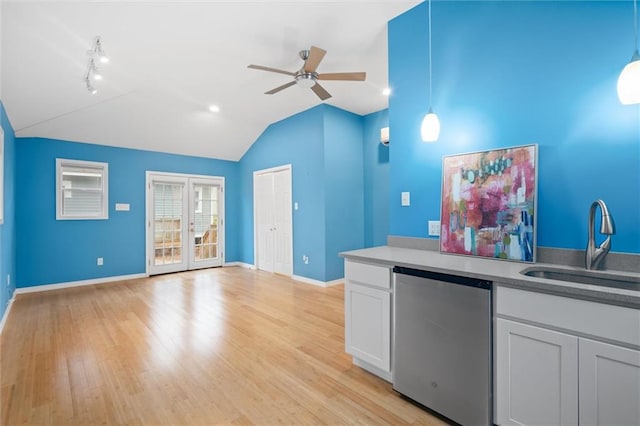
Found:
[83,36,108,94]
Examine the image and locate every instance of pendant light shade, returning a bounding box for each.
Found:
[421,0,440,142]
[617,51,640,105]
[618,0,640,105]
[421,108,440,142]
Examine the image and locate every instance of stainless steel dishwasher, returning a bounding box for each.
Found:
[392,266,492,426]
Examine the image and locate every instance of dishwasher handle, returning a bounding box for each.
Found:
[393,266,492,290]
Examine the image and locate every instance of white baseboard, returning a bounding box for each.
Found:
[224,261,256,269]
[0,296,15,335]
[292,274,344,288]
[15,273,147,295]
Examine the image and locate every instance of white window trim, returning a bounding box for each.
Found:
[56,158,109,220]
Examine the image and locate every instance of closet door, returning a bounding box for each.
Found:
[272,168,292,275]
[254,166,292,276]
[255,172,275,273]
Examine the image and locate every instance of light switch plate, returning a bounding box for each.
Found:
[428,220,441,236]
[115,203,130,211]
[401,192,410,206]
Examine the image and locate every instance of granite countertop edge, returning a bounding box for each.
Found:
[340,246,640,309]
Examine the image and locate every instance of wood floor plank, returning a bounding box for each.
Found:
[1,267,445,425]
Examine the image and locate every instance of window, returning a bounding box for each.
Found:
[56,159,108,220]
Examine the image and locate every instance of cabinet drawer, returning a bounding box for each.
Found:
[496,285,640,347]
[345,260,390,290]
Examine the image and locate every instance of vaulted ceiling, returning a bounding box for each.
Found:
[1,1,420,161]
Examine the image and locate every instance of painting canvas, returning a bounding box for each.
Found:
[440,144,537,262]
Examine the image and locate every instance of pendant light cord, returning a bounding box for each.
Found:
[634,0,638,52]
[428,0,433,106]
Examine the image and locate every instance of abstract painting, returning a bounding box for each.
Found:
[440,144,537,262]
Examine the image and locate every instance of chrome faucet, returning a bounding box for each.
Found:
[585,199,615,270]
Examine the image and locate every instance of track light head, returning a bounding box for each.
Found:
[88,58,102,80]
[93,36,109,64]
[85,76,97,95]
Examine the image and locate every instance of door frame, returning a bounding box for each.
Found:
[253,164,293,276]
[145,171,225,276]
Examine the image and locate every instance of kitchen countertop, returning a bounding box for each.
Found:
[340,246,640,309]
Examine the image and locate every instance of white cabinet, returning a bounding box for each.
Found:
[495,319,578,426]
[495,285,640,426]
[344,260,391,380]
[579,338,640,426]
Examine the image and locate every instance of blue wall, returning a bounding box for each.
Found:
[240,104,366,282]
[0,101,17,321]
[240,105,326,279]
[388,1,640,253]
[324,106,364,280]
[15,138,240,287]
[363,109,389,247]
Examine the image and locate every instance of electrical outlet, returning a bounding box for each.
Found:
[97,257,104,266]
[302,255,309,265]
[428,220,441,236]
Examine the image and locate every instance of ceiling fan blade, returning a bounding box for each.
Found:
[265,80,297,95]
[304,46,327,73]
[248,64,295,76]
[311,83,332,100]
[318,72,366,81]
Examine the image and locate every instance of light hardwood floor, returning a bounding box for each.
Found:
[1,267,445,425]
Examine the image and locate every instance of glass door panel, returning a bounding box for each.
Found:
[148,178,188,275]
[190,181,222,269]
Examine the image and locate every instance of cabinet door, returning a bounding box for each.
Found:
[579,338,640,426]
[495,319,578,426]
[345,282,390,372]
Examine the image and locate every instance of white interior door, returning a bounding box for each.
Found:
[273,168,292,275]
[255,173,275,272]
[147,173,225,275]
[254,165,292,276]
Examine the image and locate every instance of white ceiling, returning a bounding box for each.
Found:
[1,0,420,161]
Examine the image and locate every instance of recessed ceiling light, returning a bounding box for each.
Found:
[209,105,220,113]
[382,87,392,96]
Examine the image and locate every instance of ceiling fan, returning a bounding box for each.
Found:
[248,46,366,101]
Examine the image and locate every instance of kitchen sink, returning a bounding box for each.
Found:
[520,267,640,291]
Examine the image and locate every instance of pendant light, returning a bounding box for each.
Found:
[617,0,640,105]
[421,0,440,142]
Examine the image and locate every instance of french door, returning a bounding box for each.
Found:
[146,172,224,275]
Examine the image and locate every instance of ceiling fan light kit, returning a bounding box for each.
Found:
[295,73,317,88]
[248,45,366,100]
